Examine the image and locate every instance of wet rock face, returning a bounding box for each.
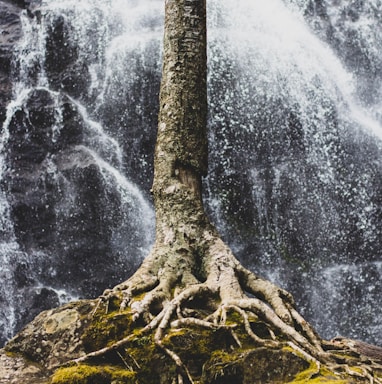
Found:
[2,87,145,335]
[45,14,91,100]
[0,1,155,344]
[0,1,22,124]
[300,0,382,105]
[5,90,93,257]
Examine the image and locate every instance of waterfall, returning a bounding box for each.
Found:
[0,0,157,345]
[206,0,382,344]
[0,0,381,346]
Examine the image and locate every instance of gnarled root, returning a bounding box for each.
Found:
[73,230,381,383]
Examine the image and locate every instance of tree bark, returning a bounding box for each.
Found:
[156,0,207,180]
[153,0,207,266]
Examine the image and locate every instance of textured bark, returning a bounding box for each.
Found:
[156,0,207,179]
[153,0,208,252]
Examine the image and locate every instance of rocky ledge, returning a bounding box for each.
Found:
[1,293,382,384]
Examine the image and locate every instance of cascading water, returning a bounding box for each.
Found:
[0,0,381,346]
[206,0,382,345]
[0,0,157,345]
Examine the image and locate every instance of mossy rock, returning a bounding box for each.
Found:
[288,366,350,383]
[50,364,136,384]
[65,320,373,384]
[82,311,133,353]
[3,296,379,384]
[124,334,177,384]
[162,327,235,377]
[201,347,310,384]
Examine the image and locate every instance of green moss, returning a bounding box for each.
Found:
[82,311,132,352]
[106,296,123,313]
[202,350,244,383]
[4,350,22,359]
[280,346,349,384]
[122,333,171,384]
[288,366,349,383]
[68,304,377,384]
[104,366,136,382]
[50,365,108,384]
[222,309,275,349]
[288,377,348,384]
[127,334,155,362]
[50,364,136,384]
[348,366,365,375]
[225,309,242,325]
[202,347,312,383]
[163,326,233,359]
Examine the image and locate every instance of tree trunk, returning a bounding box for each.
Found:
[151,0,209,292]
[154,0,207,226]
[103,0,322,366]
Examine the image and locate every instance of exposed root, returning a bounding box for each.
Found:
[158,343,195,384]
[225,304,277,346]
[171,317,236,331]
[287,341,321,377]
[116,350,132,370]
[288,303,322,348]
[68,234,382,383]
[235,263,295,324]
[329,363,382,384]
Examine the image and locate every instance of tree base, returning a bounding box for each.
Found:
[61,227,382,384]
[3,273,382,383]
[3,228,382,383]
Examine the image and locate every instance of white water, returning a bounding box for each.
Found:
[0,0,157,342]
[207,0,382,343]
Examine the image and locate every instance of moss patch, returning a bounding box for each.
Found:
[51,365,106,384]
[50,364,136,384]
[288,368,349,383]
[201,347,310,384]
[82,311,133,353]
[162,327,235,378]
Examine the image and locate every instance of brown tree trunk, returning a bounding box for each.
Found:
[108,0,322,362]
[155,0,208,183]
[151,0,209,287]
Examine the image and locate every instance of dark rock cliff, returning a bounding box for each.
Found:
[0,1,22,124]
